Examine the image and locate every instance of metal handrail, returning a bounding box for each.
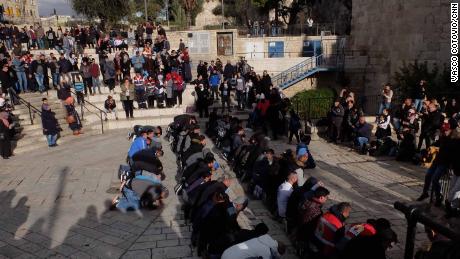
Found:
[9,89,42,125]
[271,54,324,88]
[394,202,460,259]
[68,89,106,134]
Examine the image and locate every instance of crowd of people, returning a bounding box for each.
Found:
[0,21,195,153]
[166,109,401,259]
[323,83,460,217]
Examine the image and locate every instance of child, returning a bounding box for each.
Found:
[74,75,85,105]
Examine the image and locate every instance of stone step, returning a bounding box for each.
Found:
[12,128,100,155]
[96,115,180,130]
[83,106,186,123]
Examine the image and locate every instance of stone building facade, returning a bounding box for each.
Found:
[1,0,39,24]
[345,0,452,96]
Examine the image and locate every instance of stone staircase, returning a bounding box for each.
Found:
[11,92,99,154]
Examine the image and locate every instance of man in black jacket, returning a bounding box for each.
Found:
[418,103,442,151]
[329,99,345,143]
[30,54,49,92]
[58,54,72,82]
[195,83,210,118]
[223,60,235,81]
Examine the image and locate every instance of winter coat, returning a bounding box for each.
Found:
[330,104,345,126]
[120,83,135,101]
[41,109,60,135]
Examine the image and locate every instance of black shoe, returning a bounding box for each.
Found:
[2,156,9,159]
[417,193,429,201]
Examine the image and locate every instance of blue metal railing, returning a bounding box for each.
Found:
[272,54,338,89]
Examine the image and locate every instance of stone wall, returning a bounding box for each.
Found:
[165,29,343,78]
[1,0,39,24]
[346,0,452,96]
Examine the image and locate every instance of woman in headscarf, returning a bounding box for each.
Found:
[64,97,83,135]
[0,111,13,159]
[41,102,60,147]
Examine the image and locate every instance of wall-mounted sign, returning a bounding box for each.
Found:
[217,32,233,56]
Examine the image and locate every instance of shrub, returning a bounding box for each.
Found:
[393,61,456,99]
[290,88,336,120]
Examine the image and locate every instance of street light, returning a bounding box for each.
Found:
[144,0,148,22]
[222,0,224,29]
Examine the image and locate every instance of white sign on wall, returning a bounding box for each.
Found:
[245,42,264,59]
[189,32,210,54]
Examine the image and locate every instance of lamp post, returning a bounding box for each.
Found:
[144,0,148,22]
[221,0,224,29]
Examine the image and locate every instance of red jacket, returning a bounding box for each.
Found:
[89,63,100,78]
[315,212,344,256]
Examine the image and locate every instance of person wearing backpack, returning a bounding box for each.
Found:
[289,110,302,144]
[73,75,85,105]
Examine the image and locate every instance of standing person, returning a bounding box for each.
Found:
[58,53,72,83]
[73,75,85,105]
[12,55,28,93]
[235,73,245,110]
[223,60,234,82]
[30,54,48,93]
[165,75,174,108]
[288,109,302,144]
[46,27,56,49]
[80,58,93,96]
[173,73,184,107]
[131,51,145,74]
[48,56,59,89]
[329,99,345,143]
[220,81,231,113]
[103,57,116,94]
[417,124,454,206]
[195,84,210,118]
[413,80,426,113]
[178,39,186,52]
[378,84,393,115]
[41,100,60,147]
[104,95,118,121]
[64,97,83,135]
[0,111,13,159]
[89,58,102,95]
[120,77,135,119]
[417,103,442,151]
[36,25,45,49]
[209,70,220,101]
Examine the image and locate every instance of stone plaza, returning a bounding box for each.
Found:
[0,127,441,258]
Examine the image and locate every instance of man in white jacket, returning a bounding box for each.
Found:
[221,234,285,259]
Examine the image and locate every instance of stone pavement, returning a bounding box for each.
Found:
[0,126,451,259]
[0,129,295,258]
[266,136,429,258]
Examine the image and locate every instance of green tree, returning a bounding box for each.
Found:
[70,0,131,30]
[127,0,163,24]
[394,61,455,99]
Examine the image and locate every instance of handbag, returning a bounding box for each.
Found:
[66,115,76,124]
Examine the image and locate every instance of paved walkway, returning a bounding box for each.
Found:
[0,129,295,258]
[0,127,455,258]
